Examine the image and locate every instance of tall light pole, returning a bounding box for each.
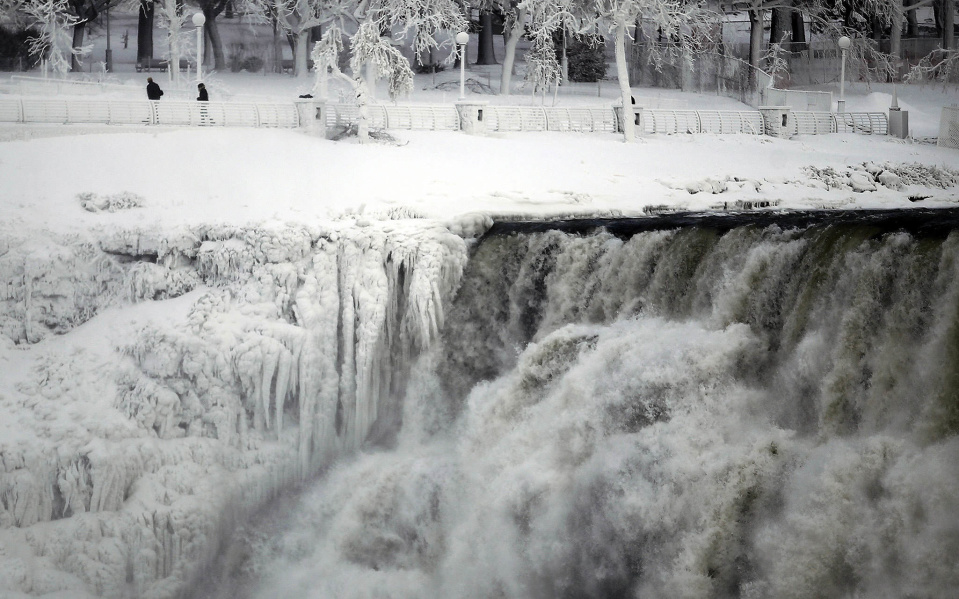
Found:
[193,12,206,83]
[837,36,851,113]
[455,31,469,100]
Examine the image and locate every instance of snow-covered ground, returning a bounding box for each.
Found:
[1,72,958,234]
[1,62,959,598]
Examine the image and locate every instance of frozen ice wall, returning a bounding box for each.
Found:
[0,219,469,598]
[238,223,959,599]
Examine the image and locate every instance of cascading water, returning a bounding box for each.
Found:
[216,214,959,599]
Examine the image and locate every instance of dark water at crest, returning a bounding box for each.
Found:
[488,208,959,238]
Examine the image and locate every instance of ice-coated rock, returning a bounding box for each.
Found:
[878,170,904,190]
[849,171,878,192]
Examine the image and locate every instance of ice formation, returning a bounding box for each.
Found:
[0,219,467,598]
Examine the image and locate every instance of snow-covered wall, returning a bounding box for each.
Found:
[0,219,472,598]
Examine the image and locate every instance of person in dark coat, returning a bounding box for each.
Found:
[197,83,208,101]
[146,77,163,100]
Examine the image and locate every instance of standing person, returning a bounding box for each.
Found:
[197,83,210,124]
[146,77,163,100]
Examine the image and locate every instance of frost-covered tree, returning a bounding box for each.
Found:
[66,0,113,71]
[523,0,572,97]
[312,21,413,140]
[307,0,464,110]
[269,0,326,77]
[155,0,186,84]
[592,0,710,141]
[484,0,584,96]
[498,1,528,95]
[23,0,84,76]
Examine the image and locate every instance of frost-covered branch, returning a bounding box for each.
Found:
[377,0,467,62]
[905,49,959,83]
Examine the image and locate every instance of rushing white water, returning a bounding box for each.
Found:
[224,223,959,599]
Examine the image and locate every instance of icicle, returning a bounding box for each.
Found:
[275,346,292,436]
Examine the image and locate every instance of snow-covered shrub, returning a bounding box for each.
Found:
[802,162,957,193]
[885,163,959,188]
[77,191,144,213]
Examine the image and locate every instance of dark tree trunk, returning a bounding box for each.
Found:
[137,0,154,62]
[475,12,497,64]
[791,11,806,50]
[872,16,884,40]
[945,0,955,49]
[748,8,764,71]
[272,12,283,73]
[70,0,99,71]
[71,22,86,71]
[907,7,919,37]
[204,10,225,70]
[769,7,790,46]
[197,0,228,71]
[933,0,943,37]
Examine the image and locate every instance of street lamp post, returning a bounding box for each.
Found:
[455,31,469,100]
[193,12,206,83]
[837,35,851,113]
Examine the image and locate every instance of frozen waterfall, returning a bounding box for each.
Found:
[2,211,959,599]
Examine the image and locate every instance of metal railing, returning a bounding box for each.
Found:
[789,111,889,135]
[939,106,959,150]
[0,97,890,138]
[0,98,299,128]
[640,109,765,135]
[325,103,619,134]
[483,106,619,133]
[834,112,889,135]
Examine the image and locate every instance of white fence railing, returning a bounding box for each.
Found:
[788,111,888,136]
[939,106,959,150]
[0,98,299,128]
[640,110,765,135]
[484,106,619,133]
[326,104,460,131]
[0,97,891,138]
